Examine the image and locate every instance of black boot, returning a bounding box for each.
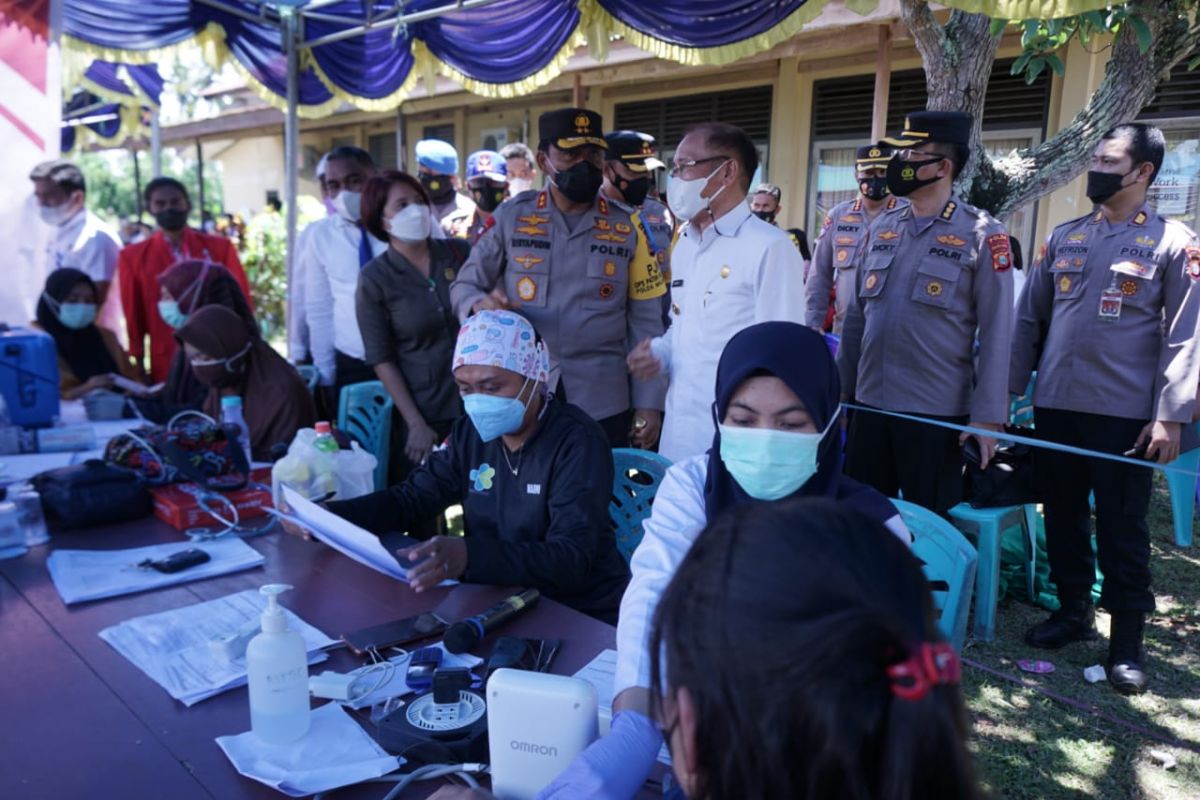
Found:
[1108,611,1148,695]
[1025,593,1098,649]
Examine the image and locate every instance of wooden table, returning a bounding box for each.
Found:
[0,517,634,799]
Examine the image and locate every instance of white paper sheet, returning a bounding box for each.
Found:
[574,649,672,766]
[46,537,265,605]
[0,451,79,482]
[99,588,339,706]
[216,702,400,797]
[280,487,424,583]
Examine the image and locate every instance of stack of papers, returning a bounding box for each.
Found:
[99,588,339,705]
[47,538,265,604]
[574,649,672,766]
[217,703,400,798]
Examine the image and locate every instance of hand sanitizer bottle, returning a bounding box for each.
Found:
[246,584,311,743]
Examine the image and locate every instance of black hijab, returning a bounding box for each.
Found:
[702,321,897,524]
[36,268,118,382]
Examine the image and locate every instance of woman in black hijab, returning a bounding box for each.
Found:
[540,321,907,800]
[35,268,143,400]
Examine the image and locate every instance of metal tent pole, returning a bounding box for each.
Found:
[150,110,162,177]
[283,7,300,356]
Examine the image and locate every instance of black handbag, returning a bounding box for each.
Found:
[963,426,1039,508]
[31,460,151,530]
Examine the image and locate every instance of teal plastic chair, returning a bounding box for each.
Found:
[336,381,393,491]
[610,448,672,563]
[947,502,1038,642]
[294,364,319,395]
[1166,422,1200,548]
[893,499,979,651]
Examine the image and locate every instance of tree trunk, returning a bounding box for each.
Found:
[900,0,1200,220]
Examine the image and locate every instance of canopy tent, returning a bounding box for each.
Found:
[61,60,163,153]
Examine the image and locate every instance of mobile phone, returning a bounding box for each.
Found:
[405,646,443,692]
[1123,440,1149,459]
[961,436,983,467]
[341,612,449,655]
[138,548,211,573]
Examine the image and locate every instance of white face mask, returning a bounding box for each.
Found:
[386,203,432,242]
[332,190,362,223]
[666,160,729,221]
[38,202,75,226]
[507,177,533,196]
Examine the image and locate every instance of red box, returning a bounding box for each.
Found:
[151,468,274,530]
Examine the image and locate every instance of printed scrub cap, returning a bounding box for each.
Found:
[453,310,550,383]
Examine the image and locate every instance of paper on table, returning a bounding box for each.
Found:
[574,649,672,767]
[100,588,339,706]
[0,451,79,483]
[341,644,483,710]
[217,702,400,797]
[280,487,454,585]
[46,537,265,605]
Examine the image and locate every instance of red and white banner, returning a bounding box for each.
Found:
[0,0,60,326]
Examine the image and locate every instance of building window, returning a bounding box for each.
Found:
[423,123,455,144]
[368,132,398,171]
[1148,124,1200,232]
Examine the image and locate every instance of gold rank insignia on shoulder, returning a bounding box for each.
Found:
[597,197,609,215]
[852,198,863,212]
[887,197,898,209]
[940,201,957,220]
[1132,210,1148,226]
[537,192,548,210]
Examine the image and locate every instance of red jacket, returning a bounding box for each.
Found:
[119,228,254,383]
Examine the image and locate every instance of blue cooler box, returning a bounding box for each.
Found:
[0,326,60,428]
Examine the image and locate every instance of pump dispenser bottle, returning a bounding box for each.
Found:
[246,584,311,743]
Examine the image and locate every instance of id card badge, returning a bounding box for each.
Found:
[1098,286,1123,322]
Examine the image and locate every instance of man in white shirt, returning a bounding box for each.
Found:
[288,153,330,363]
[301,146,386,399]
[627,123,806,462]
[29,160,123,339]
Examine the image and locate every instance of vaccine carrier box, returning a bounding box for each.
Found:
[0,326,60,428]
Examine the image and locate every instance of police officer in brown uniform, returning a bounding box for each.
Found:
[838,111,1014,515]
[805,142,905,334]
[450,109,667,448]
[1013,123,1200,694]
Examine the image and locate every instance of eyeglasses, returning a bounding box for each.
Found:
[896,149,946,163]
[669,156,725,177]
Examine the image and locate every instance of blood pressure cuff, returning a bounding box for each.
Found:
[484,636,560,680]
[31,459,151,530]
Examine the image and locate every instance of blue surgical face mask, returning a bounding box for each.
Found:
[57,302,97,330]
[158,299,188,329]
[718,410,839,500]
[463,378,534,442]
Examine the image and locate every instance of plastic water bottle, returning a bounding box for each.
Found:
[312,421,339,454]
[246,584,311,743]
[221,396,253,463]
[0,502,28,560]
[13,486,49,546]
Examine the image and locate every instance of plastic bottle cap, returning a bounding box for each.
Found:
[221,395,244,408]
[259,583,294,633]
[314,421,332,434]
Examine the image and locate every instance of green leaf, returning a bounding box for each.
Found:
[1082,11,1106,31]
[1011,52,1031,75]
[1189,54,1200,71]
[1022,19,1040,48]
[1128,14,1152,53]
[1046,52,1066,75]
[1028,57,1047,83]
[989,18,1009,36]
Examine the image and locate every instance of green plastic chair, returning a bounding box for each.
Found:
[892,498,979,651]
[336,380,393,491]
[294,364,320,395]
[609,448,672,563]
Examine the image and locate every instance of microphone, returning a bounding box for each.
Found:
[443,589,540,654]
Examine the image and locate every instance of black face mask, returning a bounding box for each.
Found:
[420,173,456,205]
[751,209,777,224]
[155,208,189,232]
[885,154,944,197]
[1086,169,1136,205]
[859,176,890,201]
[552,161,603,204]
[472,184,507,214]
[616,175,650,207]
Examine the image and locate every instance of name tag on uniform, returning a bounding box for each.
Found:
[671,279,684,287]
[1098,285,1123,322]
[1111,260,1157,280]
[526,483,542,495]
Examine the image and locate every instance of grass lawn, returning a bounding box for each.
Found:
[964,476,1200,799]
